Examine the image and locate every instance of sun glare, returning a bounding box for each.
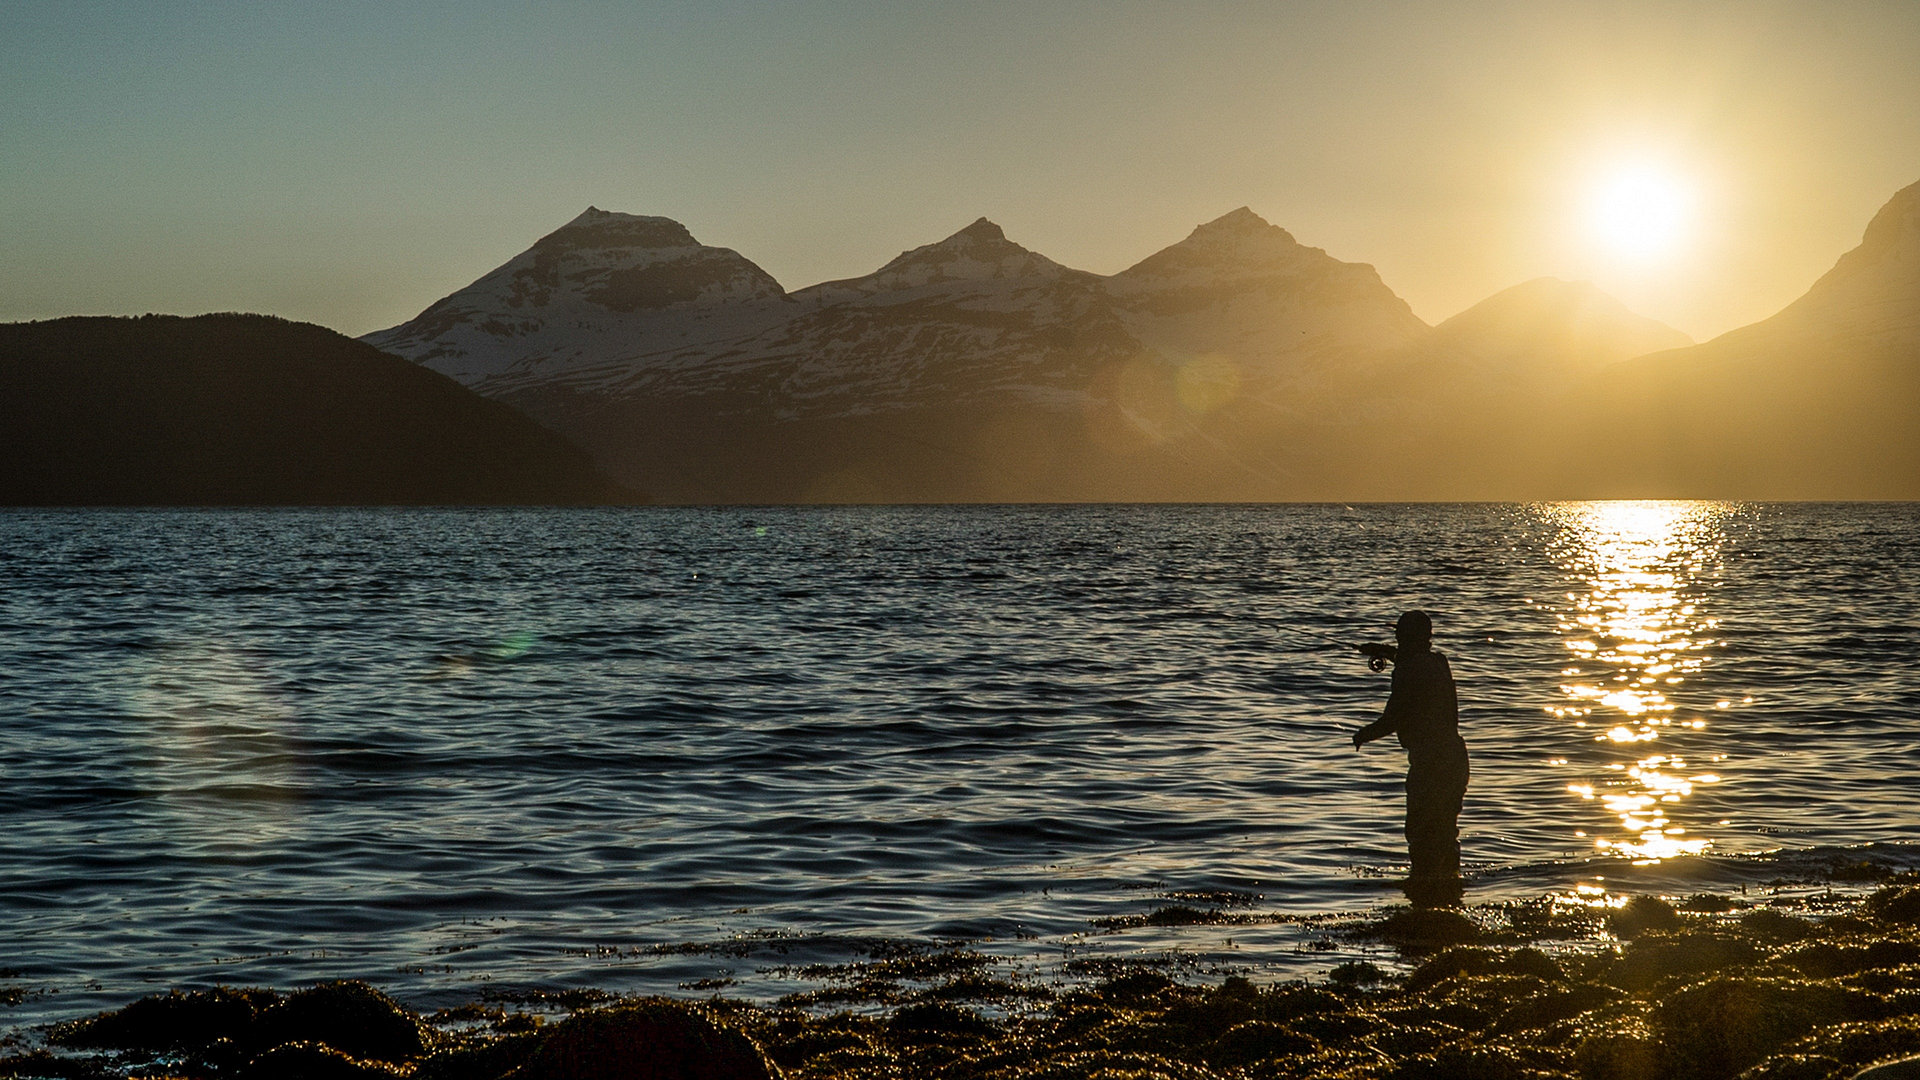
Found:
[1585,163,1695,263]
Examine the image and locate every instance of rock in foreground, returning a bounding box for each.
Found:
[20,882,1920,1080]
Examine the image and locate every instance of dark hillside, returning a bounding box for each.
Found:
[0,314,635,505]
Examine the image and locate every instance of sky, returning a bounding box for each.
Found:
[4,1,1918,342]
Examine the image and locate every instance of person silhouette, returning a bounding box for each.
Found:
[1351,610,1468,903]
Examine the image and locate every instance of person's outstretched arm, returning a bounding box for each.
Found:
[1353,669,1409,749]
[1352,711,1396,749]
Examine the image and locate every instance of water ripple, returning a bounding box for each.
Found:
[0,503,1915,1022]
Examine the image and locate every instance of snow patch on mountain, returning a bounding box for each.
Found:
[362,206,1431,418]
[361,208,793,386]
[1107,207,1429,371]
[803,218,1089,302]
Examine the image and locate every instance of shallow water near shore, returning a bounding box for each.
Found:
[2,503,1916,1028]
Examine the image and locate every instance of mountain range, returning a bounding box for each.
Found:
[362,180,1919,501]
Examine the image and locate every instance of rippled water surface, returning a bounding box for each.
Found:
[2,504,1916,1023]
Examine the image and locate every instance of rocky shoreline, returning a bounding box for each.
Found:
[7,880,1920,1080]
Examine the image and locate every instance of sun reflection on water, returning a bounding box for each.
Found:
[1545,501,1733,865]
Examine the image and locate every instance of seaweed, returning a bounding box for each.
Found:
[18,882,1920,1080]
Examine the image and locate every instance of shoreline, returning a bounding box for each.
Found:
[9,877,1920,1080]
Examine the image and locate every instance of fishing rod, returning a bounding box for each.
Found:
[1283,624,1399,672]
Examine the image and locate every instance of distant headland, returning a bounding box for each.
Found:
[0,314,635,506]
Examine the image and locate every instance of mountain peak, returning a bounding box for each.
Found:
[955,217,1006,243]
[805,217,1081,295]
[1184,206,1295,245]
[1112,208,1336,286]
[537,208,700,253]
[1434,276,1691,367]
[1196,206,1271,232]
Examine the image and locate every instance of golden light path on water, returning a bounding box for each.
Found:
[1545,501,1739,870]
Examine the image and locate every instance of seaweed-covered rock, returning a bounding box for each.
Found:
[52,986,276,1051]
[1655,976,1869,1079]
[1784,1017,1920,1073]
[889,1002,994,1039]
[413,1033,543,1080]
[1782,942,1920,980]
[238,1042,406,1080]
[0,1049,113,1079]
[1608,931,1762,991]
[513,1001,779,1080]
[1608,896,1682,939]
[1385,1044,1530,1080]
[1093,971,1178,1007]
[763,1026,872,1069]
[997,1048,1216,1080]
[1867,890,1920,928]
[1737,1053,1846,1080]
[1573,1016,1665,1080]
[1202,1020,1319,1066]
[1822,917,1880,940]
[1409,947,1563,992]
[1254,985,1348,1023]
[1328,961,1390,986]
[1285,1009,1378,1046]
[1853,1055,1920,1079]
[256,981,428,1064]
[1495,982,1624,1034]
[1505,896,1604,941]
[1744,910,1817,945]
[1372,907,1482,949]
[1365,1023,1457,1058]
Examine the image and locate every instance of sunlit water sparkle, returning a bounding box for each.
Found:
[1,503,1915,1026]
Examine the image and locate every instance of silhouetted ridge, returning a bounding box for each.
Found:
[1853,178,1920,262]
[1760,178,1920,342]
[0,314,635,505]
[1431,277,1692,367]
[1547,176,1920,498]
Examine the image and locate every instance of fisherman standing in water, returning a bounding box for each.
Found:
[1352,610,1468,903]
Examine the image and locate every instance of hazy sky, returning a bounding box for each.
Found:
[5,1,1917,340]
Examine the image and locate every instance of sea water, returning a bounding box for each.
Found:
[2,503,1916,1025]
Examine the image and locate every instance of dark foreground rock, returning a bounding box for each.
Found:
[16,882,1920,1080]
[512,1004,779,1080]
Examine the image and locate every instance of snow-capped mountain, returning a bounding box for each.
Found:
[1107,207,1427,366]
[360,202,1768,501]
[360,207,795,390]
[722,217,1137,414]
[362,206,1425,424]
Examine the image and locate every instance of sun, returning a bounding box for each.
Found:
[1585,163,1695,263]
